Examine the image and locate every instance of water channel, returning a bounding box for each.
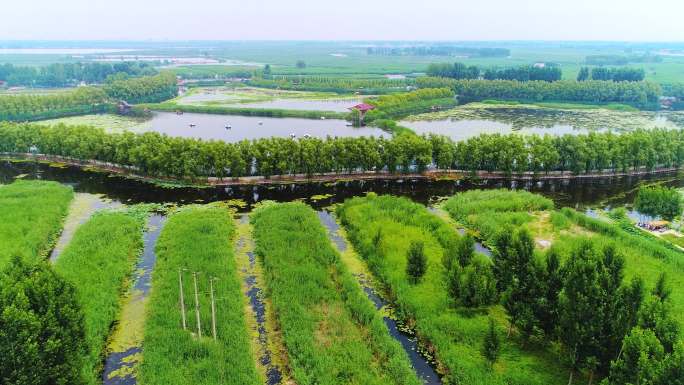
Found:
[3,160,682,212]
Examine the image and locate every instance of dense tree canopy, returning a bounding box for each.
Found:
[0,61,157,87]
[2,123,684,181]
[0,257,87,385]
[427,62,562,82]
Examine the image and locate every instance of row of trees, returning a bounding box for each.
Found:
[577,67,645,82]
[416,77,662,106]
[2,123,684,181]
[0,87,109,121]
[0,73,178,121]
[427,62,562,82]
[634,185,682,220]
[0,62,157,87]
[246,76,412,94]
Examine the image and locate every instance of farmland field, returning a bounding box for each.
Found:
[251,202,420,385]
[140,205,262,385]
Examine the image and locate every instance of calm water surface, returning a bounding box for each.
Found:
[132,112,386,141]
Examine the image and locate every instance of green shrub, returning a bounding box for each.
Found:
[0,180,73,267]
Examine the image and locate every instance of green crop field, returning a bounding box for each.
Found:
[251,201,420,385]
[140,205,262,385]
[0,180,73,267]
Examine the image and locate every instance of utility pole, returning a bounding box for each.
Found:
[178,269,187,330]
[193,272,201,338]
[210,277,217,342]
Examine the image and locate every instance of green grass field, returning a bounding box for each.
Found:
[337,194,573,385]
[140,205,262,385]
[0,180,73,267]
[251,201,420,385]
[54,211,144,385]
[442,189,684,333]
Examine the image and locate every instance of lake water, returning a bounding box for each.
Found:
[400,106,683,140]
[399,118,596,140]
[236,98,364,112]
[132,112,386,141]
[177,88,364,112]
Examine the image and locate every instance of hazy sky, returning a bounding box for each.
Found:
[3,0,683,41]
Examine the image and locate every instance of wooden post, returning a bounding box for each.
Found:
[193,272,201,338]
[179,269,187,330]
[210,278,217,342]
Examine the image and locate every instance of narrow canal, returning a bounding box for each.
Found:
[102,214,165,385]
[3,160,684,211]
[236,214,283,385]
[317,210,442,385]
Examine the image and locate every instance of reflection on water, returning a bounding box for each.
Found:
[236,98,364,112]
[131,112,385,141]
[3,160,682,213]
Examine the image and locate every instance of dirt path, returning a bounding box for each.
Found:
[49,193,122,263]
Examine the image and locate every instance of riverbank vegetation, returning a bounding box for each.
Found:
[3,122,684,181]
[336,194,569,384]
[416,77,662,108]
[441,189,684,384]
[634,185,683,220]
[251,202,420,385]
[54,211,144,385]
[364,88,457,121]
[141,205,262,385]
[0,180,73,267]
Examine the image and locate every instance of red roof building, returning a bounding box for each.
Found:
[349,103,375,112]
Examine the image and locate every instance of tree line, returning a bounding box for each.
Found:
[2,122,684,181]
[577,67,645,82]
[246,76,412,94]
[416,77,662,107]
[366,46,510,57]
[0,61,157,87]
[427,62,562,82]
[0,73,178,121]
